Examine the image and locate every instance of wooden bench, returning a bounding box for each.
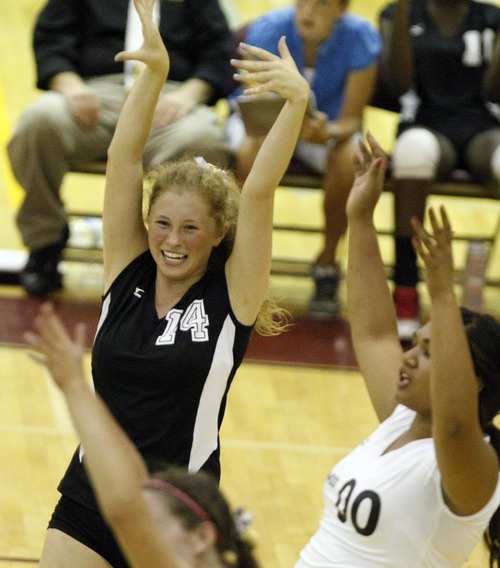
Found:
[62,24,499,284]
[65,155,500,286]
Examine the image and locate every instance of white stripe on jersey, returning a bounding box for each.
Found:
[189,315,236,472]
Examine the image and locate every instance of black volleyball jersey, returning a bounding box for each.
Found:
[58,251,254,508]
[380,0,500,147]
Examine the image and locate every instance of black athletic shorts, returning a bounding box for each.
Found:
[48,494,130,568]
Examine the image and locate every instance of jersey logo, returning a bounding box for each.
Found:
[156,300,209,345]
[409,23,425,37]
[463,29,496,66]
[134,287,145,298]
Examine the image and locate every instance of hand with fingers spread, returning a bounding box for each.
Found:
[346,131,388,222]
[114,0,169,76]
[411,206,455,301]
[231,37,310,110]
[225,5,381,322]
[23,303,87,392]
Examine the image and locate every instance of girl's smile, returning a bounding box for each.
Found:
[148,190,223,279]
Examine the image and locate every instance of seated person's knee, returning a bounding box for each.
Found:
[15,92,71,137]
[391,128,441,180]
[491,145,500,182]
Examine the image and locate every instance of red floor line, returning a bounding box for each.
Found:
[0,295,358,369]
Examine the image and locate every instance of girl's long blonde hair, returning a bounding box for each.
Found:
[145,158,291,336]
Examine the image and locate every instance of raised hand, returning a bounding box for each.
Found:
[24,303,87,392]
[114,0,169,74]
[346,131,387,220]
[411,206,455,300]
[231,36,310,106]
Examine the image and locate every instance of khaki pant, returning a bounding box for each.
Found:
[7,75,230,250]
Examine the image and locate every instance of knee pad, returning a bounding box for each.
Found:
[391,128,441,180]
[490,144,500,182]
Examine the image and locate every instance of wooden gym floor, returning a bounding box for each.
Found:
[0,1,499,567]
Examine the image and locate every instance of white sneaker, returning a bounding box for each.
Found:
[68,217,103,249]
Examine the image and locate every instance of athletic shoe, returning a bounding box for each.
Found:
[20,226,69,296]
[394,285,420,342]
[308,264,340,321]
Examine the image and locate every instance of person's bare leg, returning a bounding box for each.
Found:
[392,178,430,340]
[393,178,429,288]
[389,126,452,338]
[39,529,112,568]
[309,138,356,320]
[234,135,265,182]
[394,179,428,238]
[316,138,357,267]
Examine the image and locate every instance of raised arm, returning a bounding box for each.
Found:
[345,133,403,422]
[24,303,190,568]
[412,208,499,515]
[225,37,310,325]
[379,0,413,98]
[102,0,170,291]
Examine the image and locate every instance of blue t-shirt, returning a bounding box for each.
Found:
[236,7,381,120]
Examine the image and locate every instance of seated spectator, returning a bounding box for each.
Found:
[7,0,233,296]
[225,0,381,321]
[379,0,500,340]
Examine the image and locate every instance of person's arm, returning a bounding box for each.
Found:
[102,0,170,291]
[33,0,102,127]
[326,64,378,144]
[379,0,413,98]
[33,0,83,90]
[412,208,499,515]
[299,64,378,147]
[152,0,232,126]
[24,303,191,568]
[225,38,310,325]
[183,0,233,101]
[484,31,500,103]
[345,133,403,422]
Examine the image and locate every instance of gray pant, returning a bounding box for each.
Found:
[7,75,230,250]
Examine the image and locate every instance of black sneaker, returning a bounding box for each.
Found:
[308,264,340,321]
[20,226,69,296]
